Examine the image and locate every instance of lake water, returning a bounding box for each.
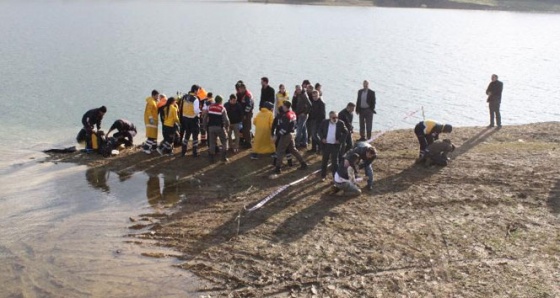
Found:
[1,0,559,296]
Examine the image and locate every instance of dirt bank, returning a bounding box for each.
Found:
[47,122,560,297]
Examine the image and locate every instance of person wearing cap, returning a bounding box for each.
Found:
[333,153,362,197]
[338,102,356,158]
[414,120,453,161]
[308,90,326,154]
[106,119,137,147]
[143,90,159,154]
[273,101,308,174]
[318,111,348,181]
[157,97,180,156]
[205,95,230,163]
[356,80,377,141]
[236,81,254,148]
[259,77,275,109]
[424,139,456,166]
[251,101,276,159]
[224,94,244,153]
[344,142,377,190]
[179,85,202,157]
[81,105,107,151]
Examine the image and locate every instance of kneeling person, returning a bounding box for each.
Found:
[334,153,361,196]
[425,139,455,166]
[107,119,137,147]
[344,142,377,190]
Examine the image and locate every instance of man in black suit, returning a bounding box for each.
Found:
[356,80,376,141]
[486,74,503,128]
[318,111,348,181]
[338,102,355,158]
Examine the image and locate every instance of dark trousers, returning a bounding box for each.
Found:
[414,123,434,157]
[359,109,374,139]
[160,125,176,154]
[241,113,253,147]
[339,133,353,159]
[181,116,200,153]
[276,134,305,167]
[489,100,501,126]
[321,143,340,178]
[113,130,136,147]
[208,126,228,160]
[307,120,320,152]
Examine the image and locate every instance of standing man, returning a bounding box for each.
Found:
[205,95,230,163]
[143,90,159,154]
[82,106,107,151]
[356,80,376,141]
[338,102,355,158]
[486,74,503,128]
[224,94,244,153]
[307,90,326,153]
[179,85,201,157]
[293,85,312,148]
[318,111,348,181]
[273,101,308,174]
[236,81,254,148]
[259,77,275,109]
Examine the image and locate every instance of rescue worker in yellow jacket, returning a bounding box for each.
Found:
[414,120,452,160]
[251,102,276,159]
[143,90,159,154]
[179,85,201,157]
[157,97,180,156]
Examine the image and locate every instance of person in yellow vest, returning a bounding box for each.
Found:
[275,84,290,117]
[250,102,276,159]
[414,120,452,161]
[157,97,180,156]
[179,85,201,157]
[142,90,159,154]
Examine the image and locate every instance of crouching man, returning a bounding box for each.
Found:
[333,153,362,196]
[344,142,377,190]
[106,119,137,147]
[424,139,456,166]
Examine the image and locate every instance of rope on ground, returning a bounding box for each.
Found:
[244,107,423,213]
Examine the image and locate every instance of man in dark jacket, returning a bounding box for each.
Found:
[224,94,244,152]
[81,106,107,150]
[106,119,137,147]
[486,74,503,128]
[259,77,275,109]
[424,139,456,166]
[293,85,312,148]
[273,101,308,174]
[236,81,254,148]
[344,142,377,190]
[307,90,326,153]
[338,102,355,158]
[318,111,348,180]
[356,80,376,141]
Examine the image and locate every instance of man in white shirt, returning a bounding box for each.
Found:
[356,80,377,141]
[318,111,348,181]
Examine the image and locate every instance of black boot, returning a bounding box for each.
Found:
[181,143,187,157]
[272,158,277,166]
[209,154,215,163]
[298,163,308,170]
[287,159,293,167]
[193,146,198,157]
[274,167,281,174]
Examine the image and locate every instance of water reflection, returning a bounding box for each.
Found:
[146,174,182,208]
[85,167,110,193]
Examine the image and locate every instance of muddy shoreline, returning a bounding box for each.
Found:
[47,122,560,296]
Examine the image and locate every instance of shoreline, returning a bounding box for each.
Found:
[248,0,560,12]
[46,122,560,296]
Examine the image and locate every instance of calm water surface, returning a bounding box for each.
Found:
[0,0,559,296]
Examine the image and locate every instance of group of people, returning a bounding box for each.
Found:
[79,74,503,196]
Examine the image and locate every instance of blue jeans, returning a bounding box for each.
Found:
[364,162,374,186]
[295,114,308,146]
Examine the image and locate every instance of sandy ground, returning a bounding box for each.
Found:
[48,122,560,297]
